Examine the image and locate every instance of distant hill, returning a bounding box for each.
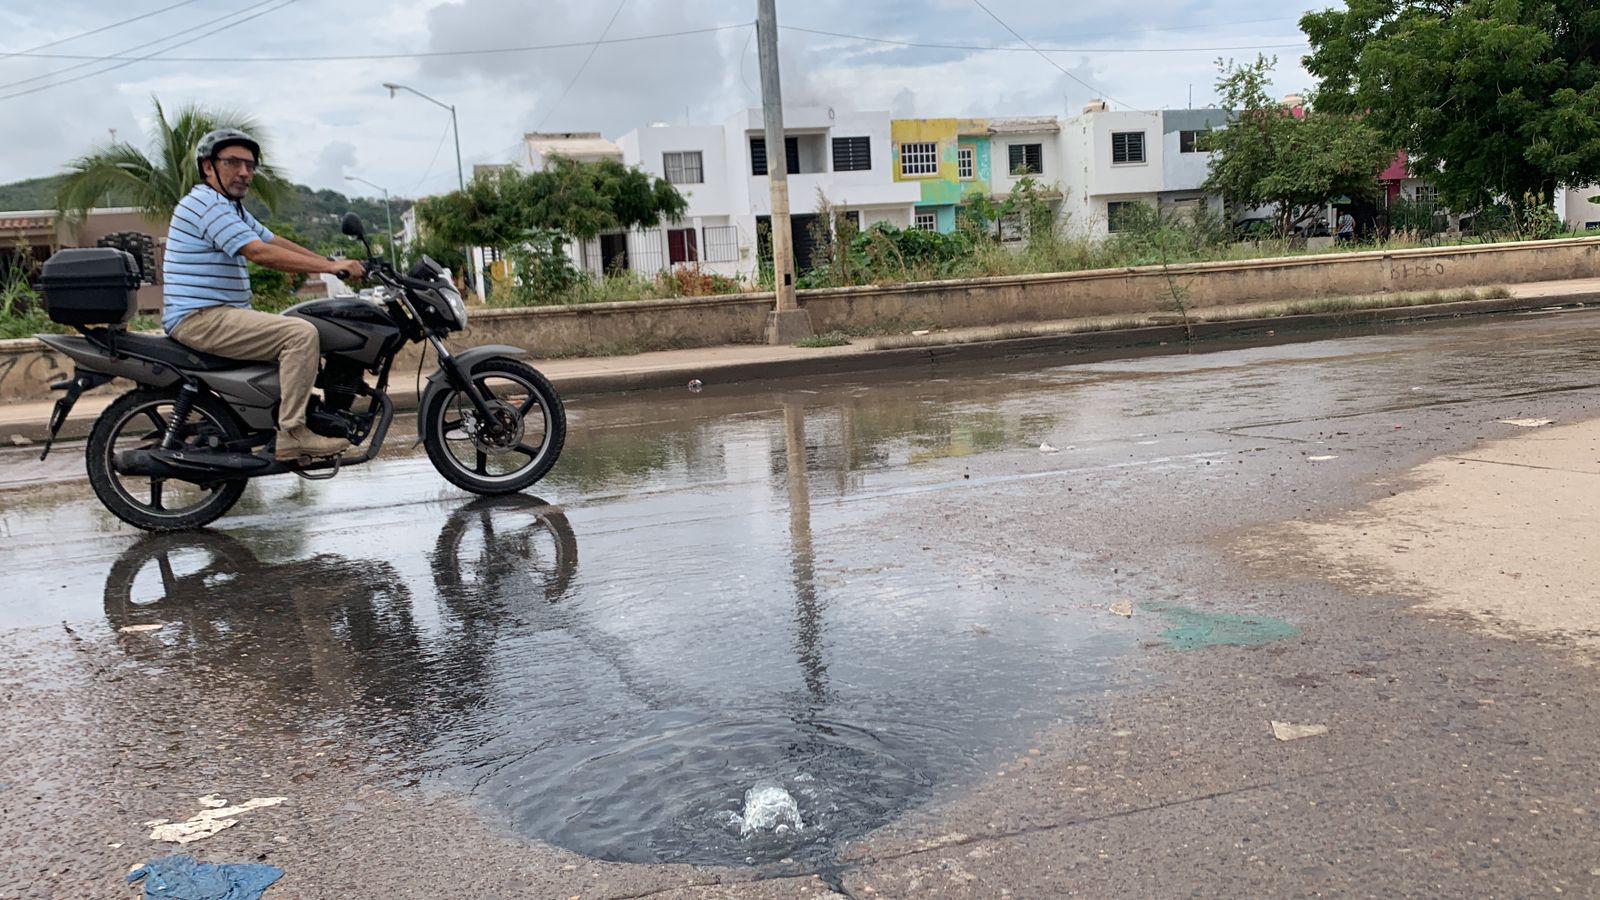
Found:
[0,174,129,211]
[0,175,413,246]
[258,182,415,246]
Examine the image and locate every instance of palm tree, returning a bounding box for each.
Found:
[56,98,291,221]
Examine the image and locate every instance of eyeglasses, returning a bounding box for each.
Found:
[216,157,259,173]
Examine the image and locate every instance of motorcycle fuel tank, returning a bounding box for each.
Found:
[283,298,403,367]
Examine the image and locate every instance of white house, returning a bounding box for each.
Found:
[1061,103,1228,237]
[614,107,923,280]
[1556,185,1600,230]
[521,131,623,168]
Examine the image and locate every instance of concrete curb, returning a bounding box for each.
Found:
[555,292,1600,395]
[3,291,1592,446]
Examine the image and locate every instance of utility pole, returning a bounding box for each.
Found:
[756,0,814,343]
[345,176,396,262]
[384,82,476,298]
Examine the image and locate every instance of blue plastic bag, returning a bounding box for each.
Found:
[126,855,284,900]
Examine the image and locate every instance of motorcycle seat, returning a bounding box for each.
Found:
[112,333,252,372]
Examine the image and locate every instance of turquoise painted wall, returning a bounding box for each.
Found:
[913,205,959,233]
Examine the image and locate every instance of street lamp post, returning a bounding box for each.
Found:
[344,175,396,262]
[383,81,474,294]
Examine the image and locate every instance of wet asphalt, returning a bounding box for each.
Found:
[4,309,1600,898]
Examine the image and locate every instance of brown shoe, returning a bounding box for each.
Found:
[275,426,351,462]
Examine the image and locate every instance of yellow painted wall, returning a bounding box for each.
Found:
[891,118,991,209]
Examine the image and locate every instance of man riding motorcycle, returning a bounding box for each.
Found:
[162,128,366,462]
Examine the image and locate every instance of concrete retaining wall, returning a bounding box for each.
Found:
[4,236,1597,404]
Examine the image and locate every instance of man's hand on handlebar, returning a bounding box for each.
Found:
[329,259,366,280]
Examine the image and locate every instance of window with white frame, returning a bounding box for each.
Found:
[900,141,938,176]
[957,145,975,180]
[1008,143,1043,175]
[1412,183,1438,205]
[1111,131,1146,165]
[663,151,703,185]
[914,211,938,232]
[702,224,739,262]
[1179,130,1212,153]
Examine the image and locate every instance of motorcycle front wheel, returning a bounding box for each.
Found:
[421,358,566,495]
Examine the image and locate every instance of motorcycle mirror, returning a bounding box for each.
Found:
[341,212,375,258]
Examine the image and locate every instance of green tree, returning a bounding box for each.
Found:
[1302,0,1600,223]
[247,221,312,311]
[416,156,687,301]
[56,98,291,221]
[1203,56,1394,235]
[415,156,687,249]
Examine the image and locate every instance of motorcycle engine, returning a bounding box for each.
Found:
[317,358,367,412]
[306,358,370,440]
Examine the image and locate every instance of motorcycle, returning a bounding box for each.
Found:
[33,212,565,532]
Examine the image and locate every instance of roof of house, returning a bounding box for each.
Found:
[987,116,1061,135]
[523,133,622,159]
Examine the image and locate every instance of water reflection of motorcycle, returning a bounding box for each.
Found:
[102,497,578,723]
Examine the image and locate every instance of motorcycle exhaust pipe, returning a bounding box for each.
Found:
[114,448,274,480]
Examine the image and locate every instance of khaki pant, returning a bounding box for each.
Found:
[171,305,319,432]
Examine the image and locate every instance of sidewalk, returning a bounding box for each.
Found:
[4,277,1598,443]
[1286,416,1600,649]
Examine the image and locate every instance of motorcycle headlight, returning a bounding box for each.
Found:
[441,283,468,327]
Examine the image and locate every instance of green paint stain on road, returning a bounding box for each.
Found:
[1145,604,1300,651]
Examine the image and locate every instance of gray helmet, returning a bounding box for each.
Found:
[195,128,261,176]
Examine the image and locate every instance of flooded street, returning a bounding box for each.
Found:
[5,310,1600,896]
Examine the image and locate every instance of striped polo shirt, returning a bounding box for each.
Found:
[161,184,275,333]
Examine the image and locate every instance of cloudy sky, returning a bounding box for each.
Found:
[0,0,1329,201]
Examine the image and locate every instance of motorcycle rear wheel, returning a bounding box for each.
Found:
[86,389,248,532]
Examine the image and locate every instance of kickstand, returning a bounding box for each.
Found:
[293,455,343,481]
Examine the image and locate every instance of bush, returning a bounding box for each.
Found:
[844,223,975,283]
[1389,198,1448,236]
[498,229,582,305]
[0,245,55,340]
[1104,203,1232,266]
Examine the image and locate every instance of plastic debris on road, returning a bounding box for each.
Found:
[1307,455,1338,462]
[127,854,283,900]
[9,434,31,447]
[1498,418,1554,428]
[687,379,703,393]
[1039,443,1059,453]
[1147,604,1300,651]
[1108,600,1134,617]
[1271,721,1329,741]
[119,624,166,634]
[147,796,287,844]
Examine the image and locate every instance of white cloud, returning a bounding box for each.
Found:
[309,140,359,188]
[0,0,1319,198]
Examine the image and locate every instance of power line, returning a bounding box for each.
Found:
[533,0,630,132]
[0,0,285,93]
[414,139,527,193]
[410,118,457,195]
[782,26,1308,53]
[2,23,751,63]
[0,0,299,102]
[967,0,1134,110]
[0,0,211,57]
[739,24,757,100]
